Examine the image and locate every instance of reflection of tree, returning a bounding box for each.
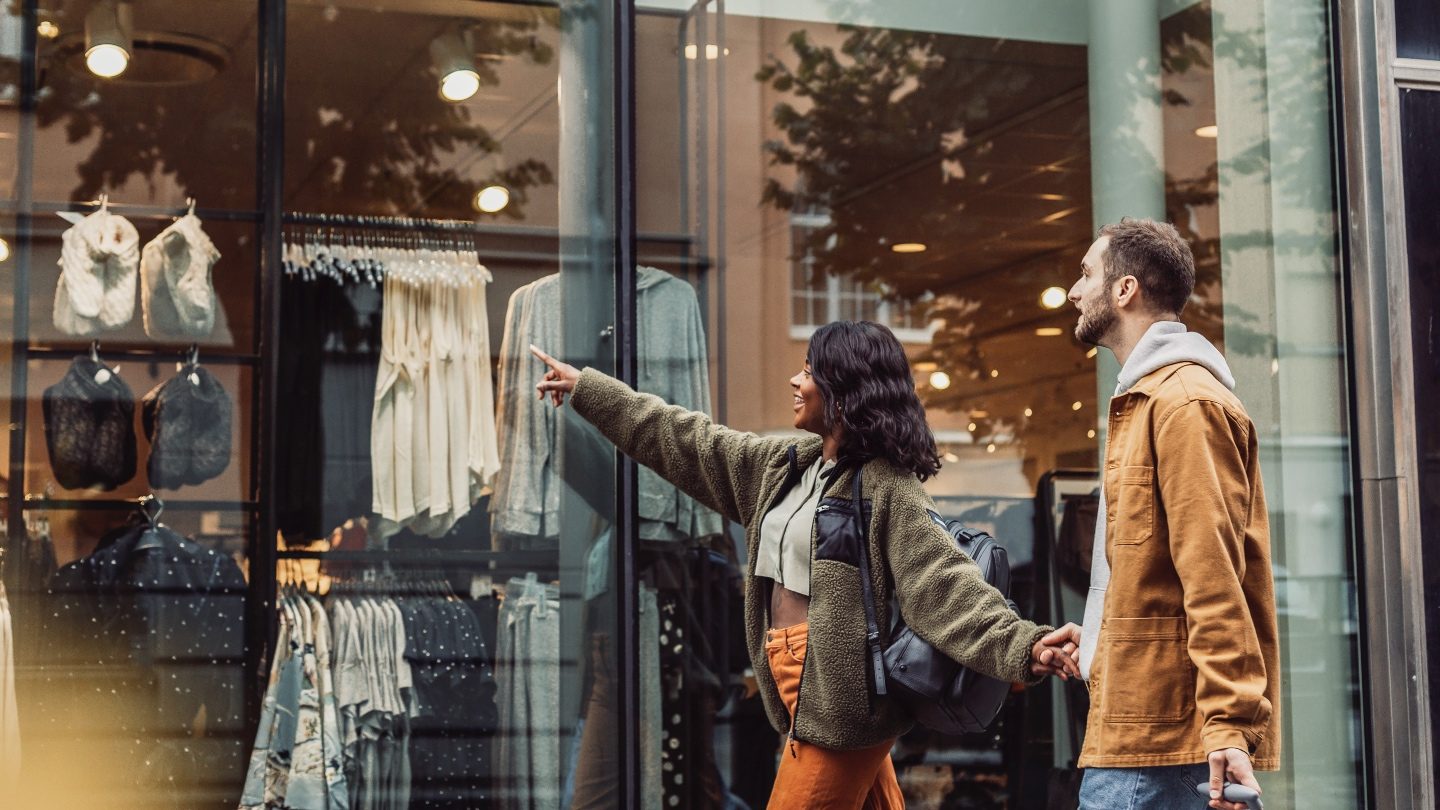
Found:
[26,6,554,217]
[757,27,1052,302]
[756,24,1091,428]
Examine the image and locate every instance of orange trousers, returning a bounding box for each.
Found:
[764,622,905,809]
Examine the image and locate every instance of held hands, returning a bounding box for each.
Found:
[531,345,580,407]
[1030,622,1082,680]
[1207,747,1262,810]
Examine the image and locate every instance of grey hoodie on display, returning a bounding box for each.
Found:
[1077,320,1237,680]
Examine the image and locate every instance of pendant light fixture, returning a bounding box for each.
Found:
[85,0,133,79]
[430,28,479,103]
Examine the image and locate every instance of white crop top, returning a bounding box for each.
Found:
[753,457,836,596]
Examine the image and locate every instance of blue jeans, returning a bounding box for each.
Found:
[1079,764,1212,810]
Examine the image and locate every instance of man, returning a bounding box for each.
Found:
[1044,218,1280,810]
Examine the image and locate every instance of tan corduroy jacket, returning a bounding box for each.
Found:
[1078,362,1281,770]
[570,368,1051,750]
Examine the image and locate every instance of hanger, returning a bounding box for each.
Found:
[89,340,100,363]
[133,494,166,552]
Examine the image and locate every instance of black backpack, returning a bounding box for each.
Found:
[851,470,1021,735]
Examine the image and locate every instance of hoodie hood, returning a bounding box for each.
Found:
[637,265,674,291]
[1115,320,1235,395]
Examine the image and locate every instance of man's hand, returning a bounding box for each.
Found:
[1207,747,1261,810]
[1029,622,1081,680]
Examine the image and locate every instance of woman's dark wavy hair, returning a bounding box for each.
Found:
[807,320,942,481]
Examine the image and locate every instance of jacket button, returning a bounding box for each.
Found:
[899,664,907,671]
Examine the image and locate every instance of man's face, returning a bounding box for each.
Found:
[1069,236,1119,346]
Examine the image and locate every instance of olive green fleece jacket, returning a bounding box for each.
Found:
[570,368,1052,750]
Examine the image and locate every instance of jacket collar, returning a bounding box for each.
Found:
[1119,361,1194,398]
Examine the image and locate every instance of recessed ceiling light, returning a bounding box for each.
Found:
[683,44,730,60]
[967,422,977,432]
[986,443,996,454]
[913,361,938,373]
[474,185,510,213]
[1087,429,1097,439]
[1036,193,1066,201]
[1036,327,1064,336]
[929,371,951,390]
[970,410,988,418]
[1023,407,1033,417]
[38,21,59,39]
[943,451,959,463]
[989,369,999,378]
[1071,401,1083,411]
[891,242,927,254]
[1086,347,1098,358]
[0,237,10,262]
[1195,124,1218,138]
[1040,286,1068,309]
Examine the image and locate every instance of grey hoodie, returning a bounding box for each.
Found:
[1078,320,1236,679]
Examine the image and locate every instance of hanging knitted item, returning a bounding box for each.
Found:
[42,356,137,490]
[142,364,233,489]
[53,207,140,336]
[141,213,221,338]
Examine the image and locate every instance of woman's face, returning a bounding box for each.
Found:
[789,362,828,435]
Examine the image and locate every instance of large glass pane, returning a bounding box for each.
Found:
[8,3,261,807]
[276,2,617,809]
[1395,0,1440,62]
[639,0,1361,807]
[1399,86,1440,805]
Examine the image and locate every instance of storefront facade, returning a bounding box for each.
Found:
[0,0,1430,808]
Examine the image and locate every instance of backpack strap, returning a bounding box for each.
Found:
[851,467,887,698]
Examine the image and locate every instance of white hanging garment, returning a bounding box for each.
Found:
[0,582,18,785]
[53,207,140,335]
[141,212,221,338]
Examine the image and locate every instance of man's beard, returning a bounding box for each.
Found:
[1075,297,1117,346]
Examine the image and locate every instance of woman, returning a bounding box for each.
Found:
[532,321,1078,809]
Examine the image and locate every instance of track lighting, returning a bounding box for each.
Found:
[85,0,132,79]
[431,29,479,103]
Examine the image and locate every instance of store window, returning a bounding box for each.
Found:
[639,0,1362,807]
[4,0,622,808]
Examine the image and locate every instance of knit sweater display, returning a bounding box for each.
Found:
[42,356,137,491]
[141,365,233,489]
[140,214,221,339]
[53,208,140,336]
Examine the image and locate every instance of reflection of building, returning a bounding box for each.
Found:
[0,0,1433,808]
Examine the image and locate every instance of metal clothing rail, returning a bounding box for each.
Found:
[282,211,475,233]
[274,548,558,571]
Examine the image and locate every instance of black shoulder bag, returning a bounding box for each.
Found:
[851,468,1021,735]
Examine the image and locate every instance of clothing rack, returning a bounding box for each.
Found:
[274,548,557,572]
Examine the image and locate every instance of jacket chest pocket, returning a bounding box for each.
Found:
[1111,466,1155,545]
[814,500,867,567]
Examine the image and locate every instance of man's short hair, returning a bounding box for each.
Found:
[1098,218,1196,315]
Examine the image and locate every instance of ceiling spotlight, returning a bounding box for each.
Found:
[1071,400,1083,411]
[942,451,960,463]
[891,243,927,254]
[1087,429,1097,439]
[967,422,977,432]
[37,20,60,39]
[1023,407,1033,417]
[432,29,479,103]
[1035,327,1064,337]
[1040,286,1068,309]
[913,361,938,373]
[989,369,999,378]
[970,410,989,418]
[929,371,951,390]
[0,237,10,262]
[683,44,730,60]
[85,0,133,79]
[474,185,510,214]
[1086,347,1098,358]
[986,443,996,454]
[1194,124,1219,138]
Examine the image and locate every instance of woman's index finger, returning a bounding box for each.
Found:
[529,344,558,367]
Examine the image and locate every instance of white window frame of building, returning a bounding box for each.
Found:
[788,210,937,344]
